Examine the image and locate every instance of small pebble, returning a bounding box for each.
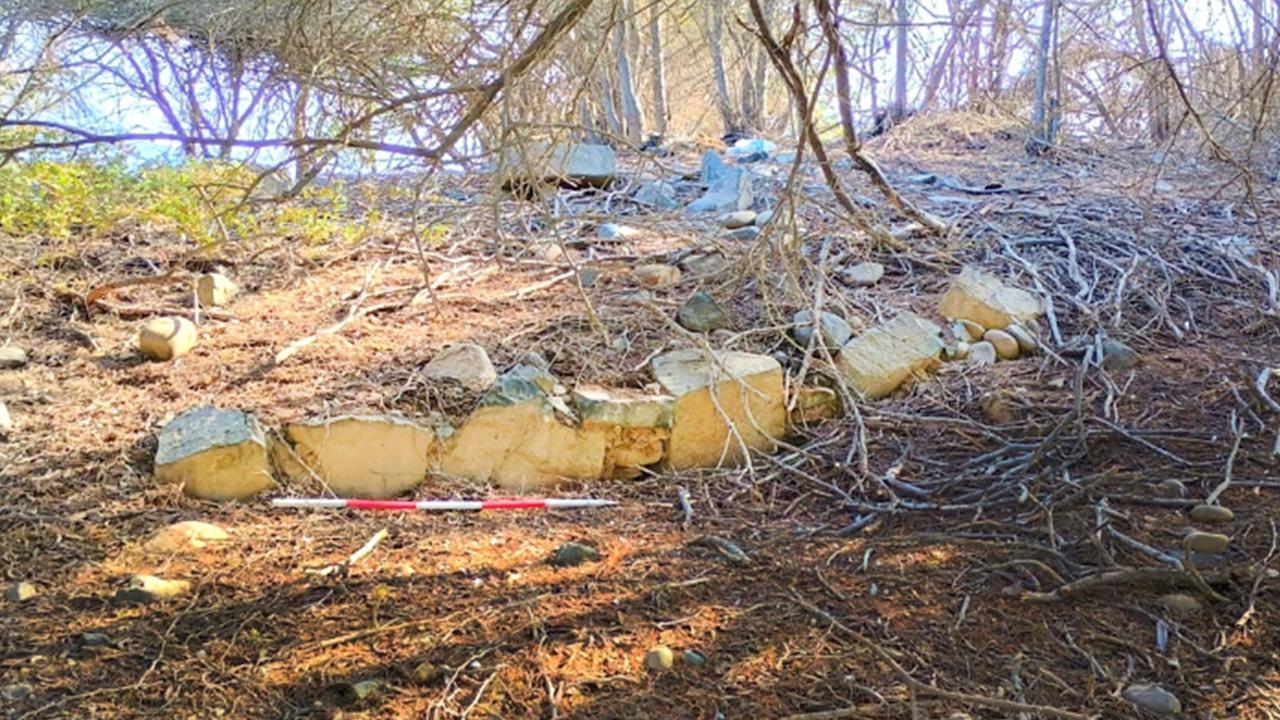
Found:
[79,632,111,647]
[1184,530,1230,555]
[1189,504,1234,523]
[1122,683,1181,716]
[968,341,997,366]
[4,581,39,603]
[549,542,600,567]
[718,210,757,229]
[1102,339,1140,371]
[981,392,1021,425]
[644,645,675,672]
[956,320,986,342]
[677,291,730,333]
[518,351,552,370]
[196,272,238,307]
[334,679,385,704]
[1,683,32,702]
[1005,323,1038,353]
[112,574,190,604]
[681,649,707,667]
[411,661,444,684]
[983,329,1020,360]
[725,226,760,242]
[946,341,970,361]
[0,401,12,436]
[633,264,681,288]
[0,345,28,369]
[1156,593,1203,617]
[597,223,641,240]
[840,262,884,288]
[792,310,853,349]
[1154,479,1186,498]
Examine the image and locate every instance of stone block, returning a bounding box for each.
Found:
[439,401,606,490]
[836,313,944,400]
[687,167,752,213]
[438,365,605,489]
[154,407,273,501]
[574,385,674,478]
[284,415,437,498]
[497,142,616,189]
[196,273,237,307]
[938,266,1043,329]
[420,343,497,392]
[139,317,197,361]
[650,349,786,470]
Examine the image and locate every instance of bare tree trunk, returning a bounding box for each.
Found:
[921,0,983,109]
[707,0,738,133]
[614,0,643,143]
[599,66,623,137]
[987,0,1011,101]
[752,42,769,128]
[648,0,668,135]
[892,0,909,119]
[1028,0,1057,153]
[966,1,984,107]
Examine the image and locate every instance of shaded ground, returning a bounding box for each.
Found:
[3,114,1280,718]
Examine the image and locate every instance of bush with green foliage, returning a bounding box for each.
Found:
[0,159,362,247]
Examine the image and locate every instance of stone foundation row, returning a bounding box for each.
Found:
[152,266,1046,501]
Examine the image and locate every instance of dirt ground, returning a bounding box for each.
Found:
[3,115,1280,719]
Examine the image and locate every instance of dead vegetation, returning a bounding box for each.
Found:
[0,115,1278,719]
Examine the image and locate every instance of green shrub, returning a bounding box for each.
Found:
[0,158,365,247]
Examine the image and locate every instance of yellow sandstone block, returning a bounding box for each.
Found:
[650,349,786,470]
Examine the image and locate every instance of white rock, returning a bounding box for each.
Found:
[574,385,674,478]
[497,142,616,188]
[138,317,197,361]
[968,341,997,366]
[835,313,945,400]
[421,343,497,391]
[196,273,237,307]
[154,407,274,501]
[0,346,28,368]
[718,210,757,229]
[5,581,38,603]
[597,223,641,240]
[840,262,885,287]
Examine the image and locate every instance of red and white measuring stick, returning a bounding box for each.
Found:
[271,497,617,512]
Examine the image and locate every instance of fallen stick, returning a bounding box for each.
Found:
[308,528,388,577]
[272,497,617,511]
